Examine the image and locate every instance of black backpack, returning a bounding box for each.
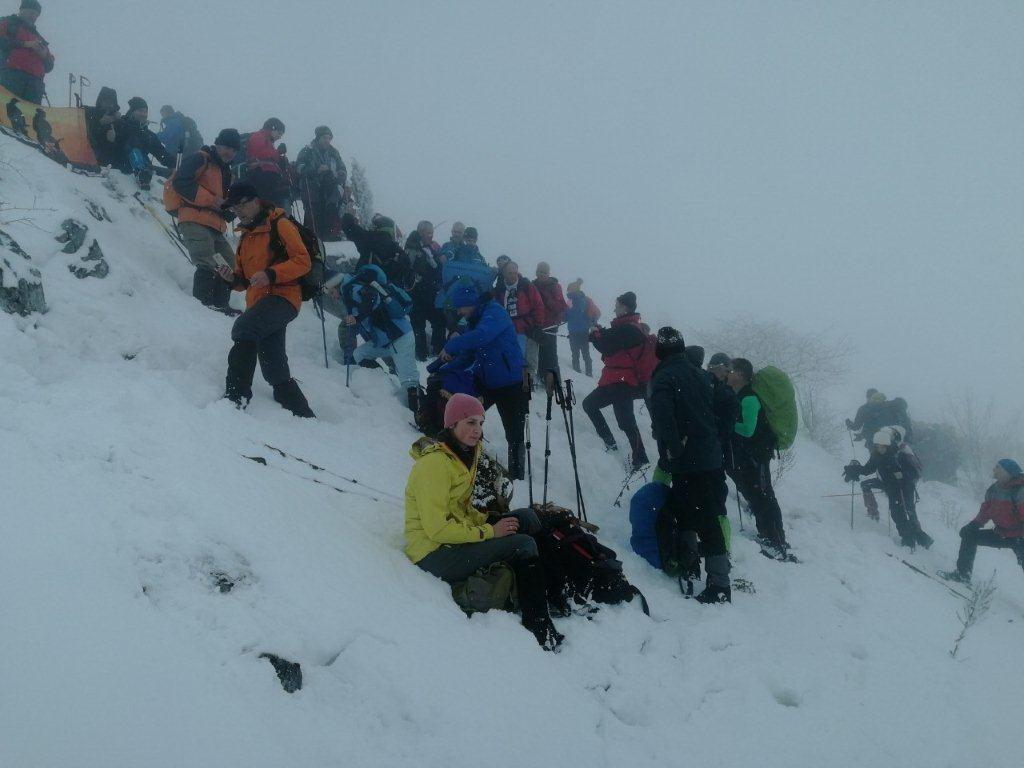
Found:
[534,506,649,616]
[269,215,325,302]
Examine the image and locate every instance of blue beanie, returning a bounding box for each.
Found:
[997,459,1023,478]
[450,284,479,309]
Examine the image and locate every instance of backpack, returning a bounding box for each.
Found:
[630,334,659,386]
[534,506,649,616]
[450,563,516,616]
[751,366,798,450]
[181,116,203,155]
[269,215,325,301]
[229,132,254,180]
[654,506,703,595]
[161,152,209,216]
[585,297,601,323]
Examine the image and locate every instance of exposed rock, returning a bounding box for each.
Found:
[55,218,89,254]
[85,200,112,222]
[68,239,109,279]
[0,228,46,315]
[260,654,302,693]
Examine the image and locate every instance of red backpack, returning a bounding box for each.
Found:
[632,334,659,385]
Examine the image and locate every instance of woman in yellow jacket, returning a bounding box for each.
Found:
[405,393,562,650]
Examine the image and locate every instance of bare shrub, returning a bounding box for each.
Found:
[950,574,997,659]
[949,391,1024,497]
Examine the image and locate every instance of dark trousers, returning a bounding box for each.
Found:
[536,332,560,380]
[416,509,541,583]
[1,69,44,104]
[569,331,592,376]
[226,295,298,397]
[956,529,1024,577]
[482,383,528,480]
[583,383,649,465]
[409,305,447,360]
[669,472,729,557]
[731,459,787,548]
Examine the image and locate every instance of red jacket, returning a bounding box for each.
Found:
[533,278,568,330]
[0,15,54,79]
[246,129,282,174]
[972,478,1024,538]
[592,313,648,388]
[494,277,544,336]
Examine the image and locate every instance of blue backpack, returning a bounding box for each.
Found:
[435,260,496,310]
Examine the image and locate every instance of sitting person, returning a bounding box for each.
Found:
[940,459,1024,584]
[404,393,563,650]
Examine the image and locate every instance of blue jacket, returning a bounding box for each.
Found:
[427,352,479,397]
[157,113,185,156]
[444,298,525,391]
[341,265,414,348]
[441,241,486,265]
[565,290,593,334]
[629,482,670,569]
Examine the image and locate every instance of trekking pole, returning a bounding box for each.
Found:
[525,410,535,507]
[315,295,329,370]
[554,377,587,523]
[542,376,555,506]
[847,429,857,531]
[133,192,192,266]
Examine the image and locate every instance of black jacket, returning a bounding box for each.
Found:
[341,213,413,289]
[710,374,740,468]
[649,351,722,475]
[111,114,175,173]
[405,231,441,308]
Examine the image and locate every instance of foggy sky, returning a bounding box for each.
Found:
[43,0,1024,419]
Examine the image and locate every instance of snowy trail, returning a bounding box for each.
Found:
[1,136,1022,768]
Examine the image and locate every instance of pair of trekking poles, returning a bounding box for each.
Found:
[525,370,588,523]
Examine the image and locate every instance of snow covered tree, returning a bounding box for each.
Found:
[349,159,374,225]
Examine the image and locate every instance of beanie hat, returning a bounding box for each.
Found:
[685,345,706,367]
[450,283,479,309]
[708,352,731,369]
[222,181,260,208]
[127,97,148,113]
[617,292,637,314]
[263,117,285,133]
[372,215,396,241]
[873,427,895,447]
[444,393,485,429]
[655,327,685,360]
[21,0,41,12]
[464,226,479,241]
[214,128,242,151]
[997,459,1023,478]
[315,125,333,139]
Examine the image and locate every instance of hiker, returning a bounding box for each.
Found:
[707,352,740,474]
[405,393,563,650]
[439,221,465,263]
[0,1,52,104]
[85,86,121,166]
[157,106,202,159]
[244,118,289,208]
[219,181,315,418]
[846,389,892,449]
[940,460,1024,584]
[111,97,175,190]
[727,358,789,558]
[455,226,485,264]
[341,210,413,290]
[340,263,420,413]
[438,284,529,480]
[406,220,446,361]
[650,328,731,603]
[532,262,567,383]
[843,426,933,549]
[171,129,241,313]
[565,279,599,377]
[493,260,544,380]
[583,291,651,471]
[295,126,347,240]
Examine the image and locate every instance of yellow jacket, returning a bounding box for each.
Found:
[404,437,494,564]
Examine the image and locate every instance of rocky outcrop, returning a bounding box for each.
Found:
[0,228,46,315]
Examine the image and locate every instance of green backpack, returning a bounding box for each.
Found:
[751,366,798,450]
[451,563,517,615]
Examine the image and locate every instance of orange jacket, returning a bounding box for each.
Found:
[233,208,310,311]
[174,150,231,233]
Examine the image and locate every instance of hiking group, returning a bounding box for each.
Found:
[12,0,1022,652]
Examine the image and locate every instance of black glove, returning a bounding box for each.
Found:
[845,419,855,430]
[959,521,981,539]
[843,461,862,484]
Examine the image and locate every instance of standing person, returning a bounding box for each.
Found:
[341,210,413,289]
[112,97,176,189]
[405,393,562,650]
[940,460,1024,584]
[245,118,289,208]
[649,327,731,603]
[584,292,651,471]
[171,129,241,313]
[439,221,465,263]
[295,126,347,240]
[406,220,446,361]
[156,105,202,160]
[219,182,314,418]
[532,262,568,383]
[727,358,789,558]
[459,226,485,264]
[340,263,421,413]
[493,260,544,382]
[565,279,599,377]
[846,389,890,450]
[843,427,933,550]
[706,352,740,478]
[438,285,529,480]
[0,1,52,104]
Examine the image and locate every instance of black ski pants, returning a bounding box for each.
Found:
[669,470,729,556]
[482,383,528,480]
[226,295,297,398]
[583,383,649,466]
[569,331,592,377]
[536,332,560,381]
[409,304,447,360]
[956,528,1024,577]
[731,458,787,548]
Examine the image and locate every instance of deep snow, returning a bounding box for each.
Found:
[1,135,1022,768]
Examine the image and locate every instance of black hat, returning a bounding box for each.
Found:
[127,97,148,113]
[655,326,686,360]
[464,227,479,241]
[616,291,637,314]
[708,353,731,369]
[214,129,242,151]
[223,181,260,208]
[21,0,41,12]
[315,125,333,139]
[685,345,705,367]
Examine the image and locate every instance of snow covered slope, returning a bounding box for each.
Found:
[1,136,1021,768]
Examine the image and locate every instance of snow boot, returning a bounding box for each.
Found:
[695,583,732,604]
[273,379,316,419]
[915,529,934,550]
[359,359,381,370]
[938,569,971,585]
[406,387,420,414]
[514,558,564,651]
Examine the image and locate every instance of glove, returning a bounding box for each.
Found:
[842,461,862,484]
[845,419,854,430]
[959,521,981,539]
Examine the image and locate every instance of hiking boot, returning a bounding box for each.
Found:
[514,557,562,649]
[938,569,971,585]
[224,392,250,410]
[695,584,731,604]
[522,614,564,651]
[406,387,420,414]
[210,305,242,317]
[604,441,619,454]
[899,534,917,549]
[915,530,934,550]
[273,379,316,419]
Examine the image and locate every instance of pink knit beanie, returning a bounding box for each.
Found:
[444,393,485,428]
